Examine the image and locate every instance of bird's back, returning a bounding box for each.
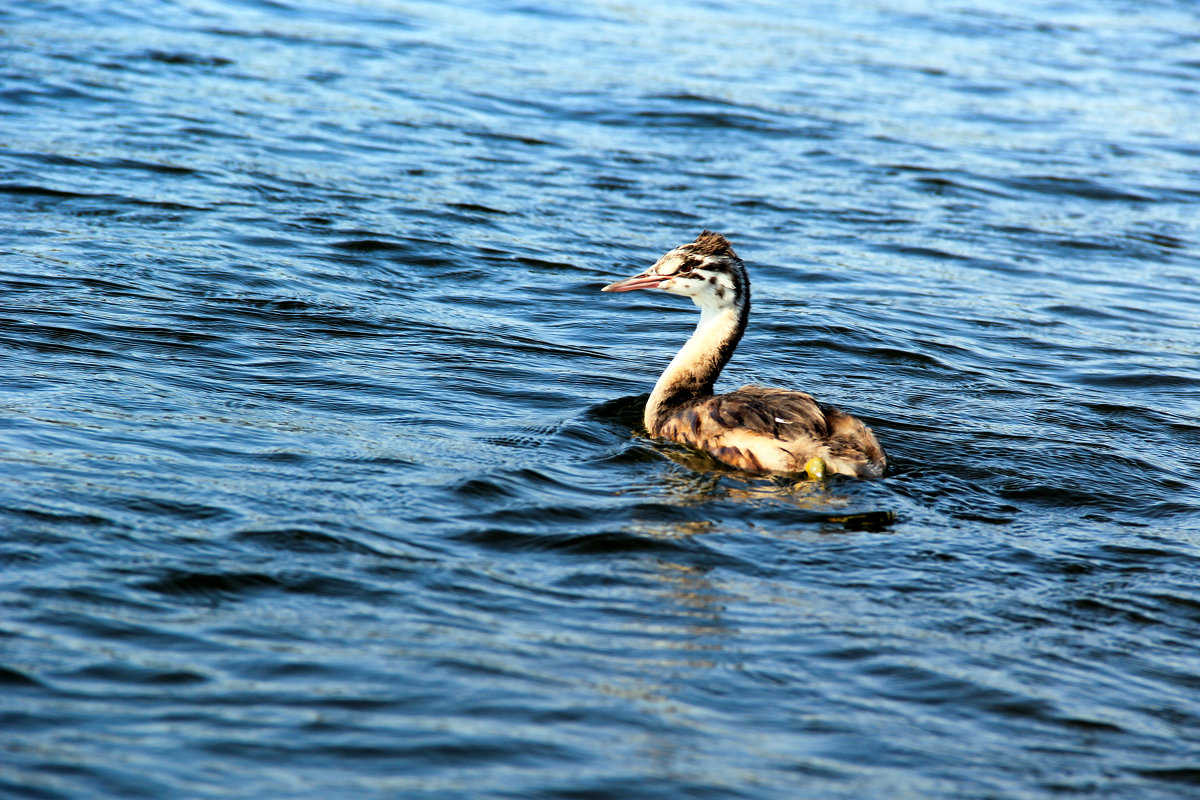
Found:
[654,385,887,477]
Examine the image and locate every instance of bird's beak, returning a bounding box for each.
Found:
[601,271,663,293]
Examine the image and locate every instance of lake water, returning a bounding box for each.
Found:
[3,1,1200,797]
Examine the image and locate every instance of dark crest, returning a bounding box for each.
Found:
[691,230,737,259]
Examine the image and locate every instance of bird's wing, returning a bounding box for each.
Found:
[657,385,886,475]
[714,385,832,440]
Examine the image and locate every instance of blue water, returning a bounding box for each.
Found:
[3,1,1200,797]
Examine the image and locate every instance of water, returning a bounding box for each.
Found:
[3,0,1200,797]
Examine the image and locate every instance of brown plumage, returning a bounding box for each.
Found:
[602,231,887,478]
[690,229,737,257]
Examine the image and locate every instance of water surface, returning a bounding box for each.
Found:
[3,1,1200,798]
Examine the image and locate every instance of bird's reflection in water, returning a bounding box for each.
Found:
[591,452,897,781]
[621,439,896,534]
[597,441,897,715]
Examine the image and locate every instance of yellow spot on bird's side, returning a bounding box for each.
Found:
[804,457,828,481]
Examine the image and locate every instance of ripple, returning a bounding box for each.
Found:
[999,175,1158,203]
[453,526,698,556]
[232,527,386,556]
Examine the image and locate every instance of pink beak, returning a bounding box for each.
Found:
[601,272,663,293]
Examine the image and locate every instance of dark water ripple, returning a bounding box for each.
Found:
[3,0,1200,798]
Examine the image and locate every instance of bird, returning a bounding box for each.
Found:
[601,230,887,479]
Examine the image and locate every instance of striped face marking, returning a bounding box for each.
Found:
[645,246,743,317]
[602,230,747,313]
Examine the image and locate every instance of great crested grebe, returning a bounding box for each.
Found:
[602,230,887,479]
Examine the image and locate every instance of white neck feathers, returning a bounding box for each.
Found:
[644,305,744,434]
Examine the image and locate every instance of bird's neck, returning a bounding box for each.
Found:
[645,302,748,434]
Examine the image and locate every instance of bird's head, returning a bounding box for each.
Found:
[601,230,748,315]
